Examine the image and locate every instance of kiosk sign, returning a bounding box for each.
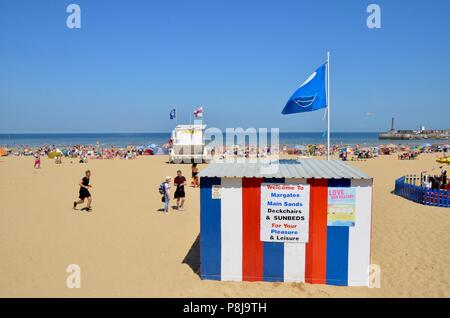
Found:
[260,183,310,243]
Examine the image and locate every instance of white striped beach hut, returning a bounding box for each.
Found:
[198,159,373,286]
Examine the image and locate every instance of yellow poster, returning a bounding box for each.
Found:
[327,187,356,226]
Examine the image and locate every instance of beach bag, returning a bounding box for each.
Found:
[158,182,166,195]
[161,195,165,203]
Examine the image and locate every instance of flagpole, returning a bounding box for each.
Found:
[327,51,331,161]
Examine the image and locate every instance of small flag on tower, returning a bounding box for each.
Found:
[193,107,203,118]
[169,108,176,120]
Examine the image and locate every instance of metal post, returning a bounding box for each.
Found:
[327,51,331,160]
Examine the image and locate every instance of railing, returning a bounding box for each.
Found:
[394,176,450,207]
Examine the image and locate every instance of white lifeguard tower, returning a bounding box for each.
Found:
[169,124,208,163]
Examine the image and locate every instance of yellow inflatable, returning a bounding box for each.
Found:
[436,156,450,164]
[48,151,62,159]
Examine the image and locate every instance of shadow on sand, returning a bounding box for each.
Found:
[156,205,179,212]
[183,234,200,277]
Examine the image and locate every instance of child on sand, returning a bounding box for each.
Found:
[73,170,93,212]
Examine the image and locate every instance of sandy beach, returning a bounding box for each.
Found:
[0,153,449,297]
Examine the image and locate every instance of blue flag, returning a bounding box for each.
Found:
[282,63,327,114]
[169,108,176,120]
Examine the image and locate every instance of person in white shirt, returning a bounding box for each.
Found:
[163,176,171,213]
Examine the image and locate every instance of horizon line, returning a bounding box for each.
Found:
[0,130,385,134]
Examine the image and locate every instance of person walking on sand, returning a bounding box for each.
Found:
[73,170,93,212]
[34,152,41,169]
[191,163,199,188]
[160,176,171,213]
[174,170,187,210]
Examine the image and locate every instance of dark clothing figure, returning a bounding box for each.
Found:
[174,175,186,198]
[79,177,91,199]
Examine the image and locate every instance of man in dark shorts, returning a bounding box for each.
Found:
[73,170,92,212]
[174,170,186,211]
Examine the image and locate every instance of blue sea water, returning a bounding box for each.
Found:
[0,132,447,148]
[0,133,171,148]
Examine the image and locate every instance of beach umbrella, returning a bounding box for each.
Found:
[0,147,8,156]
[143,149,154,155]
[422,143,432,148]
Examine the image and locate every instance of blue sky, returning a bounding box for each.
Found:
[0,0,449,132]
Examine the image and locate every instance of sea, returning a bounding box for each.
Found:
[0,132,448,148]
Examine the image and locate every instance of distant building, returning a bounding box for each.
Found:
[379,118,449,140]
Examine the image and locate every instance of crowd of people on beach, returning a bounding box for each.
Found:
[398,151,420,160]
[4,140,449,163]
[9,141,444,172]
[6,139,448,214]
[25,144,171,168]
[339,147,377,161]
[10,143,170,158]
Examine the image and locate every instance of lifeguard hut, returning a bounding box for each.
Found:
[169,124,208,163]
